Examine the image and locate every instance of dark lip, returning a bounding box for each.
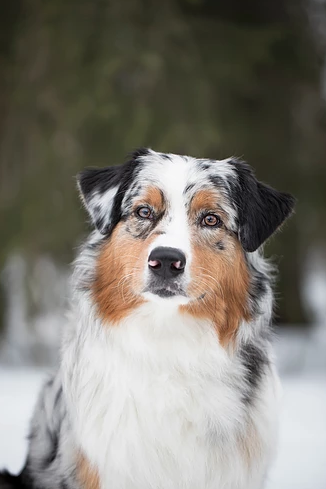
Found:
[144,287,206,301]
[154,289,179,298]
[144,286,187,298]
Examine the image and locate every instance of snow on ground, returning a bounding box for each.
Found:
[0,368,47,474]
[266,374,326,489]
[0,369,325,488]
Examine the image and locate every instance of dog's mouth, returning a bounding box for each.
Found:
[144,285,187,299]
[151,288,186,298]
[143,285,207,302]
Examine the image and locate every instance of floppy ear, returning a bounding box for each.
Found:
[77,148,149,234]
[77,166,121,234]
[232,161,295,253]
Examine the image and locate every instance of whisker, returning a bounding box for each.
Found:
[112,269,141,290]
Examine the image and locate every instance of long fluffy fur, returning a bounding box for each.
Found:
[1,149,294,489]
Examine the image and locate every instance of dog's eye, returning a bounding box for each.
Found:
[137,207,153,219]
[201,214,222,227]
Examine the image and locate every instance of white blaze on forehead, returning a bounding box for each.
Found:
[141,153,194,258]
[124,149,239,230]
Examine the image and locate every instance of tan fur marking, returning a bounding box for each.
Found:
[77,453,100,489]
[134,186,165,213]
[181,238,250,346]
[93,223,155,324]
[189,189,228,222]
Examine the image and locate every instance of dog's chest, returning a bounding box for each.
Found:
[65,313,254,489]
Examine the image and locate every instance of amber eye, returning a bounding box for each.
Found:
[201,214,221,227]
[137,207,153,219]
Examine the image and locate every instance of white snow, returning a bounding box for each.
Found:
[0,368,47,473]
[266,374,326,489]
[0,368,325,488]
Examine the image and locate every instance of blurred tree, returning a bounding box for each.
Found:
[0,0,325,330]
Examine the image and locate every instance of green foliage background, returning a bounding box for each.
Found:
[0,0,325,326]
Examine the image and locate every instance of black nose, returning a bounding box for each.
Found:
[148,247,186,279]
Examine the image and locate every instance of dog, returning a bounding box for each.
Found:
[1,148,294,489]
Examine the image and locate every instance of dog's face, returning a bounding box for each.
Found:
[78,149,294,341]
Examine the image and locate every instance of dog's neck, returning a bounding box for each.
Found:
[62,298,246,476]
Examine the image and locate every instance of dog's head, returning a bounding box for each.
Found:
[78,148,294,340]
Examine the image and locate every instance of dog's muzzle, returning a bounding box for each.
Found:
[147,247,186,298]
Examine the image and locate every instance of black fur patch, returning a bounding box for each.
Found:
[230,159,295,252]
[126,183,142,202]
[159,153,171,160]
[183,183,195,194]
[0,472,26,489]
[240,343,269,403]
[201,163,211,171]
[130,147,150,161]
[77,166,121,198]
[215,241,225,251]
[246,259,269,316]
[44,439,59,468]
[209,175,226,189]
[86,239,103,252]
[41,385,63,469]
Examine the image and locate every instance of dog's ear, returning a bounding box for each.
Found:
[77,166,121,234]
[77,149,149,234]
[232,160,295,253]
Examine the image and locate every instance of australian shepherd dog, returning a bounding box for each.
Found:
[1,148,294,489]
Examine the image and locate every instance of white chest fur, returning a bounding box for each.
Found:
[62,301,279,489]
